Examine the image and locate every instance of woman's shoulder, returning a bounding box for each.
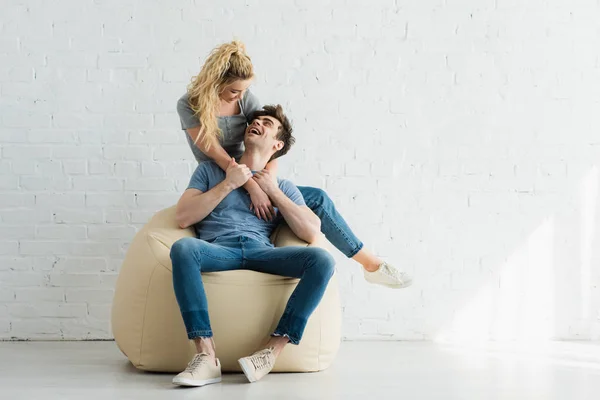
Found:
[177,92,191,111]
[241,89,261,120]
[243,88,257,100]
[177,92,200,129]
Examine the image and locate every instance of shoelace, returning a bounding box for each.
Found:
[249,349,274,370]
[184,354,208,372]
[380,263,407,282]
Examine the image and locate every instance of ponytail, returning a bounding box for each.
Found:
[187,41,254,150]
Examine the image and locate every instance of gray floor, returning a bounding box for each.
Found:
[1,341,600,400]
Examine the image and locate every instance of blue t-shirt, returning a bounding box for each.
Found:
[186,161,306,244]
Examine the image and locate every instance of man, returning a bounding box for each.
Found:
[170,104,410,387]
[170,105,334,387]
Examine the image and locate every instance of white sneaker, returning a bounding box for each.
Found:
[172,353,222,387]
[237,347,276,383]
[364,262,412,288]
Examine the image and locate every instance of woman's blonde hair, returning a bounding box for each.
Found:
[187,40,254,149]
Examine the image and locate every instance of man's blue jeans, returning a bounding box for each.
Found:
[297,186,364,258]
[171,236,336,345]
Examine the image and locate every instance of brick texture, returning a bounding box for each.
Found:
[1,0,600,341]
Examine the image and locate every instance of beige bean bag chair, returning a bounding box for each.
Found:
[111,206,341,373]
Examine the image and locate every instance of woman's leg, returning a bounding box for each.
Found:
[297,186,383,271]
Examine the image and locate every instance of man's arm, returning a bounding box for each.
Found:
[252,170,321,243]
[175,158,252,229]
[270,191,321,243]
[175,182,234,229]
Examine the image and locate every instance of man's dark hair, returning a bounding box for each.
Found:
[251,104,295,160]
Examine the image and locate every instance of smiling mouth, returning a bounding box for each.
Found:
[249,127,262,136]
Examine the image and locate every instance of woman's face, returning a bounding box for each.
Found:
[220,79,252,103]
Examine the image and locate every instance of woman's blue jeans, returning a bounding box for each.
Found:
[297,186,364,258]
[171,236,336,345]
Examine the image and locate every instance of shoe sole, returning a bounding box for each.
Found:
[172,376,222,387]
[371,280,413,289]
[237,358,257,383]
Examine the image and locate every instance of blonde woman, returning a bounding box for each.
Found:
[176,40,411,288]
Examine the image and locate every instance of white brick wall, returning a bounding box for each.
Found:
[1,0,600,341]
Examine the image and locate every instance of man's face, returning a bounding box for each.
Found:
[244,116,283,156]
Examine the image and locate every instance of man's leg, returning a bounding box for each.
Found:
[170,236,242,386]
[298,186,412,288]
[237,242,336,382]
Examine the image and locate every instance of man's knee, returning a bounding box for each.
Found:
[306,247,335,281]
[170,237,196,258]
[170,237,210,267]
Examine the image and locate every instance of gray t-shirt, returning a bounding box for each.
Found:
[187,161,306,245]
[176,90,262,163]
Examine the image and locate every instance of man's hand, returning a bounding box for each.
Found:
[247,185,276,221]
[252,169,279,197]
[225,158,252,190]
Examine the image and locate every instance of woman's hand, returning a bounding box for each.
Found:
[224,158,252,190]
[252,169,279,197]
[247,183,276,221]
